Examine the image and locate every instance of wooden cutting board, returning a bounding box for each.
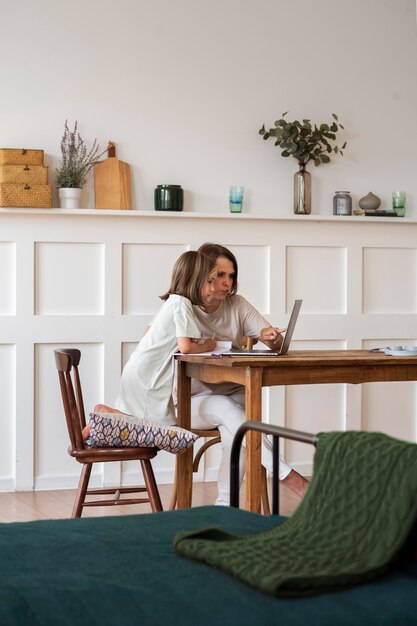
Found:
[94,142,132,210]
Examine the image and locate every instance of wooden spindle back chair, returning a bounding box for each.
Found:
[55,348,162,517]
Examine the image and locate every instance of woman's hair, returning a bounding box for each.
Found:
[197,242,238,295]
[160,250,216,305]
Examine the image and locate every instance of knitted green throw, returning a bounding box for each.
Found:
[173,431,417,597]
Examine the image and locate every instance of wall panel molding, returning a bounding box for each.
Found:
[1,210,417,490]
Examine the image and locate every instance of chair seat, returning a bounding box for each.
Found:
[69,445,159,463]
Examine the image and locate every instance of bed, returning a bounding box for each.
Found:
[2,421,417,626]
[0,504,416,626]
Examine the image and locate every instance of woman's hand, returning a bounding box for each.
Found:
[199,338,217,353]
[259,326,286,350]
[178,337,217,354]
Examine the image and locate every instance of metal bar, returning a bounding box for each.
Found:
[272,435,279,515]
[230,421,318,512]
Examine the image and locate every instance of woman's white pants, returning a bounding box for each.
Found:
[190,389,292,506]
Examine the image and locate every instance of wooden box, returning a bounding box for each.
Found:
[0,149,44,165]
[0,164,48,185]
[0,183,52,208]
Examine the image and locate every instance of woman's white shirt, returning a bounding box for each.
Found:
[189,294,270,397]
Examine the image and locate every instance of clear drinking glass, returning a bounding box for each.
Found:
[392,191,406,217]
[229,186,244,213]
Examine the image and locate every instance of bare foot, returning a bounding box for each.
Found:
[280,469,309,499]
[93,403,123,414]
[82,404,124,440]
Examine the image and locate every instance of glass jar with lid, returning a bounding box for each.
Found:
[154,185,183,211]
[333,191,352,216]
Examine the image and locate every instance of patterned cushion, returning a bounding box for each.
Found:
[87,412,199,454]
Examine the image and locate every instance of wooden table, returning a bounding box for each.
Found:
[176,350,417,512]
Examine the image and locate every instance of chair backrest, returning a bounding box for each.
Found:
[54,348,87,452]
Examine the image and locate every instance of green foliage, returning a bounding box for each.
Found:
[259,112,347,167]
[56,120,106,188]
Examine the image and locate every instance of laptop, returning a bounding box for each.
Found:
[221,299,302,356]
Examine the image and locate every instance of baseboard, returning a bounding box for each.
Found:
[8,462,313,493]
[33,473,106,491]
[0,477,15,492]
[121,467,175,486]
[264,462,313,478]
[287,462,313,477]
[203,467,219,482]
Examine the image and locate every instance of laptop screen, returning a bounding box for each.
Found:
[278,299,302,355]
[223,299,302,356]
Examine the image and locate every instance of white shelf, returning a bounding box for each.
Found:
[0,207,415,223]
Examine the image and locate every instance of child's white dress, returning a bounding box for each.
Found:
[114,294,201,425]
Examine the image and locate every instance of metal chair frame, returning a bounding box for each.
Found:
[230,421,318,514]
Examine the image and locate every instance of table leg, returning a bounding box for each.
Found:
[176,360,193,509]
[244,366,263,513]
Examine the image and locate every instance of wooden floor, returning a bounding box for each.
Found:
[0,480,301,523]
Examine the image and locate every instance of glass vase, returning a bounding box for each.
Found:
[293,166,311,215]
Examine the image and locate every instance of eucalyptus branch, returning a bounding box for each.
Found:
[259,112,347,168]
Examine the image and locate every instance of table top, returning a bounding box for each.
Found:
[176,350,417,386]
[176,349,417,368]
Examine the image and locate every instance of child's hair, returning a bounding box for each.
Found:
[198,242,238,295]
[160,251,216,305]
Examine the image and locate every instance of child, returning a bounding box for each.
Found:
[84,251,217,438]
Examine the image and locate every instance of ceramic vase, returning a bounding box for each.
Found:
[358,192,381,211]
[293,165,311,214]
[58,188,82,209]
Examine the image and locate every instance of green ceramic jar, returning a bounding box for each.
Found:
[154,185,183,211]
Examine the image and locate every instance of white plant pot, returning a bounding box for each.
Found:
[58,188,82,209]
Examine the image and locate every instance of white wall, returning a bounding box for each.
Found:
[1,209,416,491]
[1,0,416,215]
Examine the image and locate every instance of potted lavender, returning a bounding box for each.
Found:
[56,121,105,208]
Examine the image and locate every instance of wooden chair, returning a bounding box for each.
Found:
[54,348,163,518]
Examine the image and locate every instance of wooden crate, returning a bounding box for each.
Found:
[0,148,44,165]
[0,164,48,185]
[0,183,52,208]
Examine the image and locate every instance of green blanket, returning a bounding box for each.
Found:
[173,431,417,597]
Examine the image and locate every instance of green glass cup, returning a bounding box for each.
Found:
[392,191,406,217]
[229,185,244,213]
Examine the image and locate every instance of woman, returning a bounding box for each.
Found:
[189,243,309,506]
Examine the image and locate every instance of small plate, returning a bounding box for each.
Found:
[384,346,417,356]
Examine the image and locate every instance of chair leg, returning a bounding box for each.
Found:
[192,437,221,472]
[141,460,163,512]
[73,463,92,518]
[170,436,220,510]
[261,466,270,515]
[169,457,178,510]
